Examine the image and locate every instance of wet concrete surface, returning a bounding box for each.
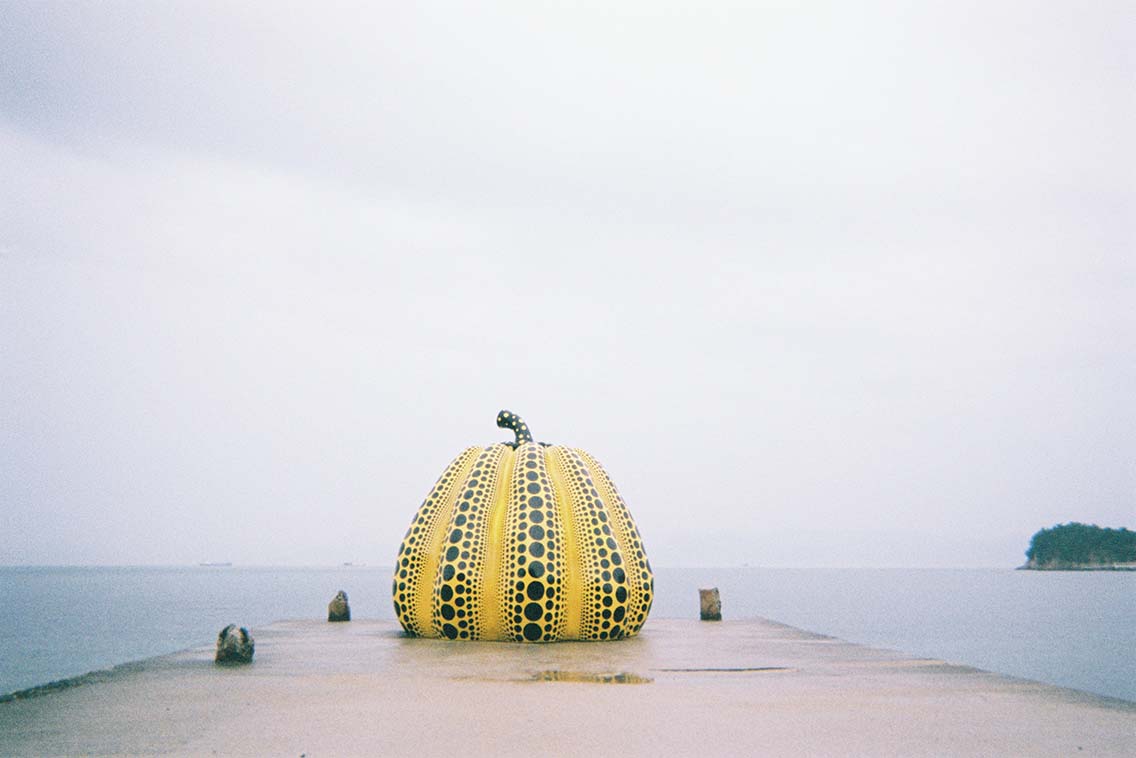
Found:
[1,618,1133,756]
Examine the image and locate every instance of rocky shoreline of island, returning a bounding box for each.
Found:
[1018,560,1136,571]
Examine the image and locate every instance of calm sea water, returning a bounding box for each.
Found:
[1,566,1133,701]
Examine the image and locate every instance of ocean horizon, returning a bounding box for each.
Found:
[2,565,1133,703]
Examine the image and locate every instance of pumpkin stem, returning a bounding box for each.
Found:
[496,410,534,447]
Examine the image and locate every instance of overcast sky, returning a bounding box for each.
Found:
[2,1,1133,568]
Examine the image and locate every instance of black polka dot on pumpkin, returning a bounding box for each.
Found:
[523,623,542,641]
[524,602,543,621]
[441,604,455,620]
[442,624,458,640]
[526,581,545,601]
[440,585,453,602]
[445,546,459,561]
[528,561,544,578]
[529,543,544,558]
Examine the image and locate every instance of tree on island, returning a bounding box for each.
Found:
[1023,522,1136,569]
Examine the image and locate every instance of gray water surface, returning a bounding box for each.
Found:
[652,567,1136,703]
[2,566,1132,701]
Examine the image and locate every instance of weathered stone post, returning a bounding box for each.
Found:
[699,587,721,621]
[328,590,351,622]
[215,624,254,663]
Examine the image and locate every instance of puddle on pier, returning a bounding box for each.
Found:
[530,671,653,684]
[653,667,794,673]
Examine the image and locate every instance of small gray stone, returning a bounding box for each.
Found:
[215,624,254,663]
[328,590,350,622]
[699,587,722,621]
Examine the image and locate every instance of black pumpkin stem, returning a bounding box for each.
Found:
[496,410,534,447]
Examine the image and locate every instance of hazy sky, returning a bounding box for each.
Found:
[2,2,1133,568]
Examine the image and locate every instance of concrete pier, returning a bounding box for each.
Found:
[2,618,1133,756]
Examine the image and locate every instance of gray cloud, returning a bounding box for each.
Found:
[2,1,1133,567]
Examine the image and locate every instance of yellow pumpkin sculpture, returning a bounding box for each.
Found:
[393,411,653,642]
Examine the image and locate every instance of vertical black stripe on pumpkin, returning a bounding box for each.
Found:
[545,450,599,640]
[501,441,564,642]
[430,444,506,640]
[575,449,654,638]
[548,448,622,640]
[477,444,515,641]
[392,446,481,637]
[543,448,583,639]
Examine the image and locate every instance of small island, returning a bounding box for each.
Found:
[1021,522,1136,570]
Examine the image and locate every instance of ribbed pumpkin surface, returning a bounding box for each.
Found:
[392,411,653,642]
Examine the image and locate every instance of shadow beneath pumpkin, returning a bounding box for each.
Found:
[384,630,420,639]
